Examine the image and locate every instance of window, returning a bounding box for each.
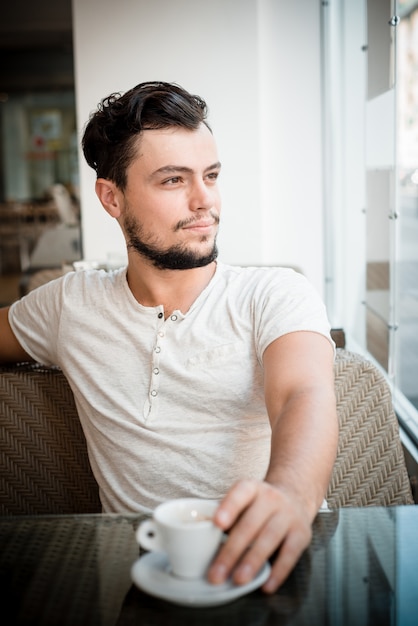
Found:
[321,0,418,453]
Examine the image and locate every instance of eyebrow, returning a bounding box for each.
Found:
[149,161,222,180]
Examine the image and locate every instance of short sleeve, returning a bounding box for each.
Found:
[9,276,65,366]
[253,269,333,359]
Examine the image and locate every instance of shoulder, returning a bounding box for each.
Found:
[52,266,128,300]
[215,263,309,296]
[12,267,128,315]
[63,266,127,287]
[214,263,327,324]
[217,262,303,280]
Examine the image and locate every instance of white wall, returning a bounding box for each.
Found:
[258,0,324,280]
[72,0,325,293]
[322,0,368,340]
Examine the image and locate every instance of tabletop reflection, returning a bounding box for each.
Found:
[0,507,416,625]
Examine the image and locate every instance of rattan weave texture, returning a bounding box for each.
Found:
[328,350,413,507]
[0,363,101,515]
[0,349,413,515]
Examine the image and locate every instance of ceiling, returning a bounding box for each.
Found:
[0,0,74,92]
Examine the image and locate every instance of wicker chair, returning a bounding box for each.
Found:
[0,349,413,515]
[327,350,413,507]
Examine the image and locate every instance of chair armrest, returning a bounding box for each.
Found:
[0,362,101,515]
[328,349,413,507]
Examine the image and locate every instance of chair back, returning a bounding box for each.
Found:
[328,350,413,507]
[0,363,101,515]
[0,349,413,515]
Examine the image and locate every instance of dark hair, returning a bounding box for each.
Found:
[82,81,209,190]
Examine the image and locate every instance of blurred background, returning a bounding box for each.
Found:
[0,0,81,298]
[0,0,417,477]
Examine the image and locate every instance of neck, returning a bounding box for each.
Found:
[126,256,217,316]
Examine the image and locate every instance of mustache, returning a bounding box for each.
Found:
[174,211,220,231]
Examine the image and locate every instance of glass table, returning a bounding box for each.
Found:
[0,507,416,625]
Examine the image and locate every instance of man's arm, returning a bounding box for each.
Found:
[208,330,338,593]
[0,306,34,363]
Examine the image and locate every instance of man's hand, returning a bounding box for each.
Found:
[207,478,313,593]
[207,332,337,593]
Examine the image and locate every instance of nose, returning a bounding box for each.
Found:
[189,178,217,211]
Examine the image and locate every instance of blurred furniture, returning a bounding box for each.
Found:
[28,184,81,269]
[0,202,59,273]
[27,222,81,268]
[0,190,81,276]
[0,349,413,516]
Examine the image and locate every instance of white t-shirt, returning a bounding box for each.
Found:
[9,262,332,513]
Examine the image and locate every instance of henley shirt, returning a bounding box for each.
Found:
[9,262,333,513]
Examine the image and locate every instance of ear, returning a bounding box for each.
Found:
[95,178,122,219]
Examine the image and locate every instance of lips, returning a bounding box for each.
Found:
[175,212,220,232]
[183,220,215,230]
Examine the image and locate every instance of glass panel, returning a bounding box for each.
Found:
[0,92,81,281]
[0,2,81,302]
[367,0,395,100]
[396,4,418,410]
[2,93,79,202]
[366,169,392,370]
[366,308,390,370]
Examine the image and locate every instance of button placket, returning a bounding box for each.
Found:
[144,312,181,421]
[150,314,167,403]
[150,333,163,401]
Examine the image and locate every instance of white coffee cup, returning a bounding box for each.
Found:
[136,498,223,579]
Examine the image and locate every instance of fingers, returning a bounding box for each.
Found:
[209,480,261,584]
[208,479,312,594]
[212,479,259,530]
[262,524,312,593]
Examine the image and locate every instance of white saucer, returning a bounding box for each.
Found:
[131,552,271,608]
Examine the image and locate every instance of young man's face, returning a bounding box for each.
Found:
[120,123,222,270]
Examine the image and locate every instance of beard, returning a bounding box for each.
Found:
[123,212,219,270]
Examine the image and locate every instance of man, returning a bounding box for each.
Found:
[0,81,338,593]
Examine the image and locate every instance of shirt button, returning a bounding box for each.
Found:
[151,390,157,397]
[155,346,161,353]
[153,367,159,375]
[158,312,163,319]
[170,314,178,322]
[158,331,165,337]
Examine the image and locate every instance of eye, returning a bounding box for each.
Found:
[206,171,219,182]
[162,176,181,185]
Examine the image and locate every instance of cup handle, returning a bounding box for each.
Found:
[136,519,161,551]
